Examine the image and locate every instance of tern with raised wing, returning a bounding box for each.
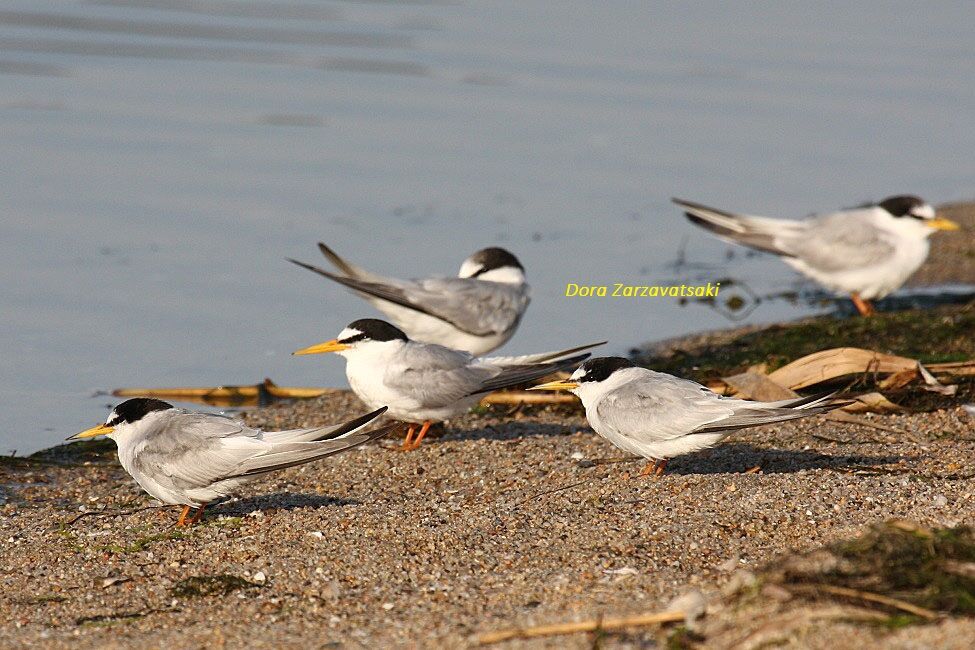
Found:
[289,245,530,355]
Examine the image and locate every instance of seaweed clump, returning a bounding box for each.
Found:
[775,520,975,616]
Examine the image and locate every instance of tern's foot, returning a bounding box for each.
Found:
[635,459,668,478]
[188,505,207,525]
[175,504,207,526]
[744,465,762,474]
[850,292,875,317]
[402,421,432,451]
[176,505,192,527]
[401,424,417,450]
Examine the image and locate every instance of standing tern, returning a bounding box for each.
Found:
[288,244,530,355]
[293,318,602,450]
[675,195,959,316]
[69,399,395,526]
[531,357,847,475]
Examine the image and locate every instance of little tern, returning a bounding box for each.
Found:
[288,244,530,355]
[675,195,959,316]
[294,318,601,449]
[532,357,846,475]
[69,399,394,525]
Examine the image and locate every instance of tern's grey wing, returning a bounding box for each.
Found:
[382,344,496,407]
[689,391,842,434]
[288,261,528,337]
[780,211,896,272]
[675,198,803,256]
[233,422,397,476]
[317,243,389,282]
[131,412,259,491]
[595,373,738,442]
[483,341,606,366]
[133,412,392,491]
[407,277,529,336]
[468,353,590,396]
[260,406,387,444]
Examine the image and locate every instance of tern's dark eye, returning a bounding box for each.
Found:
[340,332,367,345]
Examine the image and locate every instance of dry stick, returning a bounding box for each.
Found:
[733,606,889,650]
[481,392,579,405]
[793,584,939,620]
[477,610,686,645]
[591,455,643,466]
[64,505,169,527]
[512,477,596,508]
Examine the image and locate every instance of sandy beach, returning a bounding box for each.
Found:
[3,366,974,647]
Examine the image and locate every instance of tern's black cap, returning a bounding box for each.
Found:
[878,195,925,217]
[108,398,173,426]
[576,357,636,383]
[468,247,524,275]
[342,318,409,343]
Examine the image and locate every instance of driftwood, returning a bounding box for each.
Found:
[767,347,917,389]
[479,391,579,405]
[112,379,337,407]
[476,609,686,644]
[113,382,580,408]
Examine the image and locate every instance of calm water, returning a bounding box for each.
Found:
[2,1,974,454]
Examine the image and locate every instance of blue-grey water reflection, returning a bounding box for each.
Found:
[2,1,973,453]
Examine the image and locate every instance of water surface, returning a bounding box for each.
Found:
[2,1,974,453]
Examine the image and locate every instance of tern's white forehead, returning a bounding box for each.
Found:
[457,248,526,283]
[912,203,936,219]
[337,326,362,341]
[105,409,118,425]
[458,262,527,286]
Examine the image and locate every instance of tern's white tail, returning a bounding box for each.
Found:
[674,197,803,257]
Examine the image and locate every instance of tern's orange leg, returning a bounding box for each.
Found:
[653,460,669,477]
[404,421,432,451]
[402,424,417,450]
[637,459,668,478]
[188,505,207,525]
[850,292,875,317]
[176,505,192,527]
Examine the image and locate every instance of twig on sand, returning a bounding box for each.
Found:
[591,455,643,466]
[64,505,168,527]
[480,391,579,406]
[476,610,686,644]
[791,583,939,620]
[512,478,597,508]
[733,606,890,650]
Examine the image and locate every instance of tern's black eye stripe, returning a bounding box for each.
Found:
[340,332,368,344]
